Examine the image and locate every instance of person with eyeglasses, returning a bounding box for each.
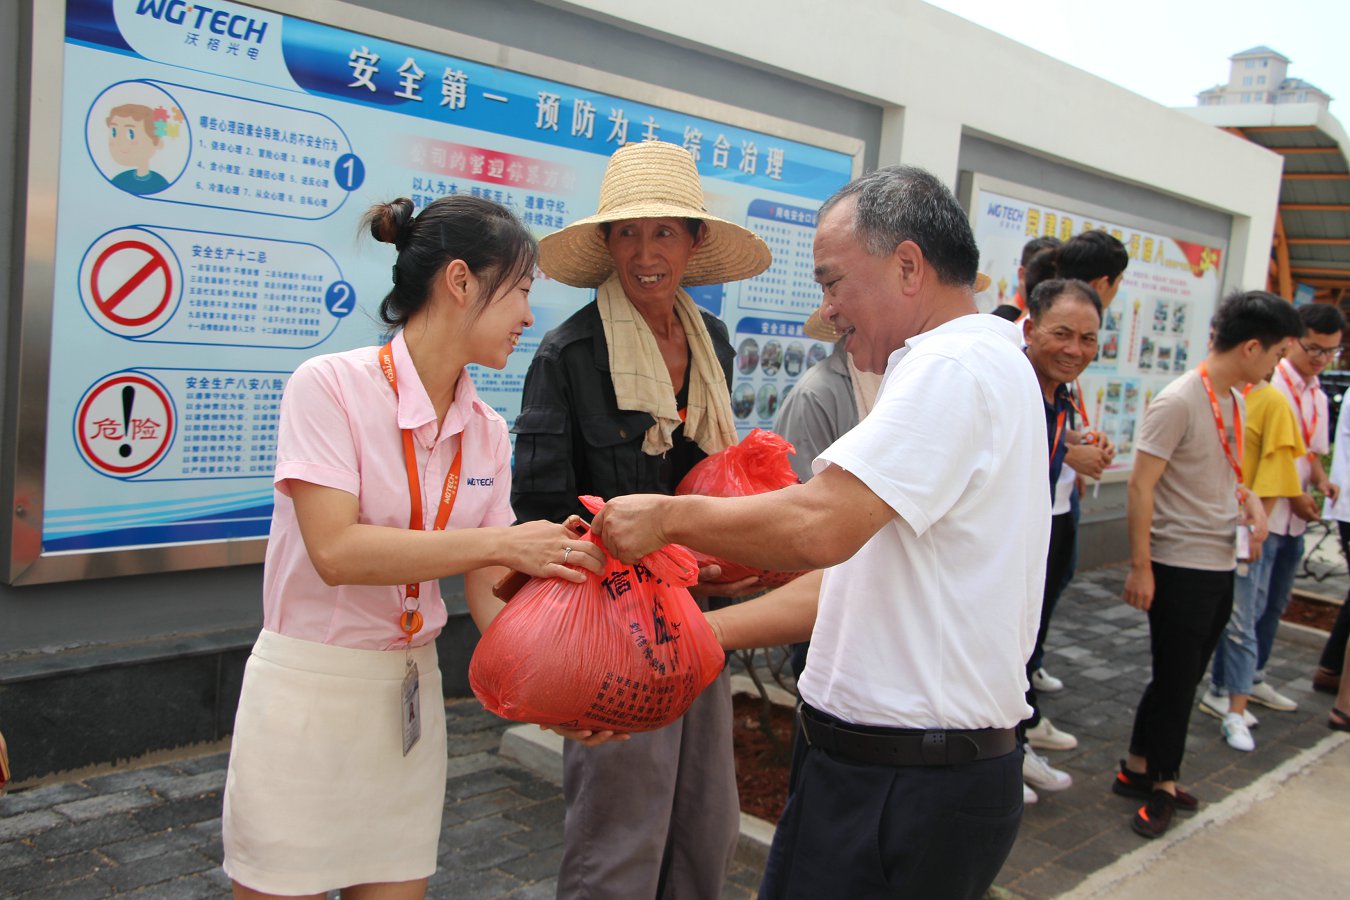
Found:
[1257,304,1348,711]
[1256,307,1343,702]
[1018,278,1111,804]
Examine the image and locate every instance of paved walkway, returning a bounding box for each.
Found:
[993,564,1341,898]
[0,563,1344,898]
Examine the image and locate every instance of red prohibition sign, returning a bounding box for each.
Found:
[76,374,175,476]
[89,240,174,327]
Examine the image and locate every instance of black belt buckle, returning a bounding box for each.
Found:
[921,731,947,765]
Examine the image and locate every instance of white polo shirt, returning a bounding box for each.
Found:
[798,314,1049,730]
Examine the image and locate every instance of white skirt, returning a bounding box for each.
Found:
[222,630,447,894]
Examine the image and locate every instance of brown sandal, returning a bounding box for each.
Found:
[1330,707,1350,733]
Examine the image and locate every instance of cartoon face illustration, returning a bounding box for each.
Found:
[107,106,162,175]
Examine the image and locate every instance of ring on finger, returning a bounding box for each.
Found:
[562,546,572,564]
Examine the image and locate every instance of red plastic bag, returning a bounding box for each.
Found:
[675,428,806,588]
[470,496,726,733]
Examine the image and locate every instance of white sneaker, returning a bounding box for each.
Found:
[1023,783,1039,805]
[1023,748,1072,792]
[1249,681,1298,712]
[1032,667,1064,693]
[1198,689,1260,728]
[1026,716,1078,751]
[1221,711,1255,751]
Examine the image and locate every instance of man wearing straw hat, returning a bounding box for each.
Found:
[511,140,770,899]
[595,165,1047,899]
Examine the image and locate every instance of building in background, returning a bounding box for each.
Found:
[1185,48,1349,308]
[1197,46,1332,110]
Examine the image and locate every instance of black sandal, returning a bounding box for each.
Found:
[1330,707,1350,732]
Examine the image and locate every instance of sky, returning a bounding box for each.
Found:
[924,0,1350,124]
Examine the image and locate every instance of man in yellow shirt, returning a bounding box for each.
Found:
[1203,377,1305,751]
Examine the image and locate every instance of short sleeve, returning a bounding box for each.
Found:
[773,375,853,484]
[273,359,360,498]
[1135,386,1191,462]
[480,423,517,527]
[1247,390,1306,498]
[816,353,989,538]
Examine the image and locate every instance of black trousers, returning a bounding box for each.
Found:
[1128,562,1234,783]
[1321,522,1350,673]
[758,739,1023,899]
[1025,511,1077,728]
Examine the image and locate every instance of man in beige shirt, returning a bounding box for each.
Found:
[1117,290,1302,839]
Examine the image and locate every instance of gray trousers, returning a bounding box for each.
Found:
[557,666,739,900]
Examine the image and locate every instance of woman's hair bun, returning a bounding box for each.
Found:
[365,198,417,249]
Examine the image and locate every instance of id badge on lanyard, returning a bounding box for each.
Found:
[1198,364,1247,565]
[379,341,462,755]
[401,657,422,756]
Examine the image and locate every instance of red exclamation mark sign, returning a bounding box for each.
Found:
[119,384,135,458]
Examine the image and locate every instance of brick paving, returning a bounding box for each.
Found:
[0,562,1337,899]
[995,564,1333,898]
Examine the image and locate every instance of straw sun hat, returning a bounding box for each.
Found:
[803,272,993,341]
[538,141,772,288]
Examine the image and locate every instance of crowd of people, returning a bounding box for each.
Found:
[221,140,1350,900]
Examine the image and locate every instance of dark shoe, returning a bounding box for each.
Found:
[1313,667,1341,695]
[1330,707,1350,733]
[1111,761,1199,811]
[1132,789,1176,839]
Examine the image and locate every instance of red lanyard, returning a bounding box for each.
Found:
[1070,379,1089,429]
[1198,362,1244,499]
[1277,360,1319,451]
[379,342,463,640]
[1050,407,1067,465]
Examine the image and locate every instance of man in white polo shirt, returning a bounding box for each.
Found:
[594,166,1048,899]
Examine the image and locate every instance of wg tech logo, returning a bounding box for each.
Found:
[134,0,270,44]
[985,202,1026,231]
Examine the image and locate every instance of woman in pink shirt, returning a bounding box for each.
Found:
[222,195,604,900]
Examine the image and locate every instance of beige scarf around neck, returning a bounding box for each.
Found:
[596,274,738,456]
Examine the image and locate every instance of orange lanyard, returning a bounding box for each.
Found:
[1050,407,1068,465]
[1277,361,1319,451]
[1198,362,1244,500]
[1070,379,1089,429]
[379,342,463,640]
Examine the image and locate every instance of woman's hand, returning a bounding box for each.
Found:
[505,519,606,582]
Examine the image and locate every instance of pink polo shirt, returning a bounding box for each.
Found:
[1268,359,1329,538]
[262,332,515,650]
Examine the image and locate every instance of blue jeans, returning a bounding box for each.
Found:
[1212,532,1302,694]
[1254,531,1304,681]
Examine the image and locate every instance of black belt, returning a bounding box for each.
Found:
[798,704,1017,767]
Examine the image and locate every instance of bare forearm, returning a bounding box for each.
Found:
[1126,482,1154,567]
[663,492,834,570]
[309,523,510,586]
[465,566,509,633]
[706,569,822,650]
